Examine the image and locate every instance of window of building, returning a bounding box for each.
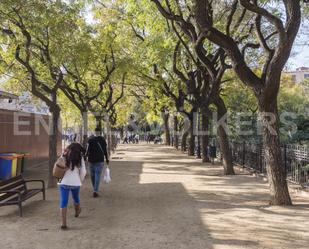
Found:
[304,74,309,79]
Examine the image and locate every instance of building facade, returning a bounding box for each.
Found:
[0,108,62,167]
[0,90,49,114]
[0,88,61,168]
[286,67,309,83]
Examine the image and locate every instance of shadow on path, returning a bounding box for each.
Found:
[1,143,308,249]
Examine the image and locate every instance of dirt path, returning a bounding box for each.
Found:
[1,143,309,249]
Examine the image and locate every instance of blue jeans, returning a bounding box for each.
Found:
[89,162,104,193]
[59,185,80,208]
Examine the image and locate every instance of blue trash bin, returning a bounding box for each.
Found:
[0,156,14,180]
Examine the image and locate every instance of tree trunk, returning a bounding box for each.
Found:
[120,127,124,139]
[48,103,61,188]
[111,131,117,150]
[95,116,102,132]
[215,97,234,175]
[106,120,112,156]
[181,130,189,151]
[173,115,179,149]
[201,111,210,162]
[110,129,114,151]
[188,119,195,156]
[196,134,201,158]
[195,111,201,158]
[81,110,88,148]
[163,112,171,146]
[258,102,292,205]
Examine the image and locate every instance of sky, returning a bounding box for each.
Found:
[289,47,309,70]
[287,20,309,70]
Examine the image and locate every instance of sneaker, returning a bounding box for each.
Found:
[93,192,99,198]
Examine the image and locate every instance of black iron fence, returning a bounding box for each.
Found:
[229,142,265,173]
[169,133,309,187]
[172,134,309,187]
[229,141,309,187]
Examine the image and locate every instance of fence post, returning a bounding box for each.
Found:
[242,141,246,167]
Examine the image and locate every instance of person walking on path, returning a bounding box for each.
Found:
[86,128,109,198]
[208,144,217,165]
[58,142,87,230]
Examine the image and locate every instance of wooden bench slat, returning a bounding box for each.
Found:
[0,190,20,202]
[0,175,45,216]
[0,175,23,187]
[0,180,25,192]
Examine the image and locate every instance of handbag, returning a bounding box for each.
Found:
[53,156,68,179]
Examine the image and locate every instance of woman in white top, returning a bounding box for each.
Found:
[58,142,86,230]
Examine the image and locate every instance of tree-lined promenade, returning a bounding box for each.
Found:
[0,0,308,209]
[1,143,309,249]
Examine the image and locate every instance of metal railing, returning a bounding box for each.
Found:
[229,141,309,187]
[172,134,309,187]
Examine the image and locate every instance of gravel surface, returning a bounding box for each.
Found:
[1,143,308,249]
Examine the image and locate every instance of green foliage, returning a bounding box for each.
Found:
[0,0,308,138]
[279,77,309,144]
[278,75,309,114]
[0,0,83,107]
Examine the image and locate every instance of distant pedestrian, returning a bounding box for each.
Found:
[208,144,217,164]
[135,134,139,144]
[117,134,121,144]
[86,128,109,198]
[123,135,129,144]
[147,134,151,143]
[129,134,134,143]
[154,136,161,144]
[57,142,87,230]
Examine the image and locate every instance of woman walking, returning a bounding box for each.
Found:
[58,143,86,230]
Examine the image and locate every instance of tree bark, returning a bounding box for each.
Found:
[111,130,117,150]
[181,130,189,151]
[195,111,201,159]
[81,110,88,148]
[258,102,292,205]
[48,102,61,188]
[106,121,112,156]
[163,112,171,146]
[215,97,235,175]
[188,119,195,156]
[173,115,179,149]
[95,116,102,132]
[120,127,124,139]
[196,134,201,158]
[201,111,210,162]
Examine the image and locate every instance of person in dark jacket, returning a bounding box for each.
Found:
[86,128,109,197]
[208,144,217,165]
